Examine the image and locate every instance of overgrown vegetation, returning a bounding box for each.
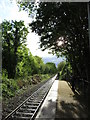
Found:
[2,72,52,99]
[57,61,72,80]
[1,20,57,100]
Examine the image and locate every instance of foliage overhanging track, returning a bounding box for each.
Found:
[3,75,57,120]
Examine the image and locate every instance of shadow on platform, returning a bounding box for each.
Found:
[55,80,88,119]
[55,100,88,119]
[35,99,56,119]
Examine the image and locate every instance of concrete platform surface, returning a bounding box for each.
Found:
[35,80,58,119]
[55,80,88,118]
[35,80,88,119]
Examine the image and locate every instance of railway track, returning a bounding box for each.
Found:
[3,75,57,120]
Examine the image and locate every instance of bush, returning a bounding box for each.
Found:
[2,78,19,98]
[41,74,51,81]
[2,74,51,99]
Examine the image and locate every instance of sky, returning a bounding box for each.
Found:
[0,0,55,57]
[0,0,65,65]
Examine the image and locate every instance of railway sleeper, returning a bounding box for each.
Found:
[11,115,31,120]
[26,101,41,104]
[22,105,38,109]
[19,108,36,112]
[26,102,40,105]
[15,111,33,116]
[28,99,42,103]
[30,97,43,100]
[30,96,42,99]
[31,92,46,97]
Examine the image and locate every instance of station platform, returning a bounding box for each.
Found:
[35,80,58,119]
[35,80,88,119]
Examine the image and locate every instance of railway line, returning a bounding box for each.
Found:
[3,75,57,120]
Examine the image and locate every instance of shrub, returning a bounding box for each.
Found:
[2,78,18,98]
[16,79,24,89]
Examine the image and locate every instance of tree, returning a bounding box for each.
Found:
[57,61,66,72]
[45,62,57,74]
[16,46,39,77]
[34,56,45,74]
[60,61,72,80]
[2,20,28,78]
[21,2,88,81]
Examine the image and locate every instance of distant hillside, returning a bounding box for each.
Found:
[42,56,65,67]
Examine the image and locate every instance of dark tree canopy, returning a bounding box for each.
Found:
[30,3,88,51]
[29,2,89,81]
